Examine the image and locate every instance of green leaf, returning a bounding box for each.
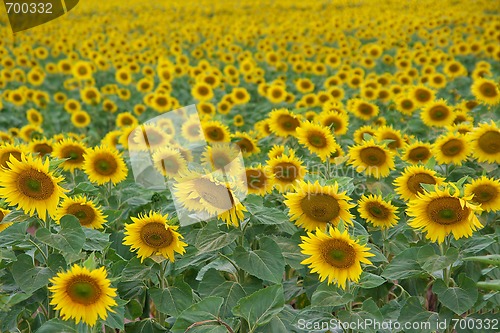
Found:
[209,281,247,317]
[271,236,307,270]
[35,318,77,333]
[358,272,386,289]
[82,228,110,251]
[120,257,153,281]
[233,237,285,283]
[255,305,298,333]
[419,247,459,275]
[71,182,99,195]
[36,215,85,261]
[433,274,478,315]
[150,279,194,316]
[233,284,285,331]
[462,254,500,266]
[397,297,439,333]
[382,245,431,280]
[11,254,54,293]
[171,296,224,333]
[195,223,240,253]
[0,221,28,246]
[246,203,288,224]
[311,282,353,309]
[103,298,126,330]
[476,280,500,291]
[124,319,168,333]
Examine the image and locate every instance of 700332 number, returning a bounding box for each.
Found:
[5,2,53,14]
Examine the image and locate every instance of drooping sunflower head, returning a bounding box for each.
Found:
[407,184,483,243]
[56,196,107,229]
[402,141,432,164]
[468,121,500,164]
[284,180,354,231]
[49,264,117,326]
[432,131,471,165]
[0,153,67,220]
[348,139,395,179]
[123,211,187,262]
[295,121,337,162]
[358,194,399,229]
[52,138,88,172]
[268,108,301,138]
[465,176,500,212]
[300,227,374,288]
[394,165,445,201]
[83,146,128,185]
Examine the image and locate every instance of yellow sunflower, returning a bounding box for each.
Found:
[52,139,87,172]
[0,208,13,233]
[123,211,187,262]
[471,78,500,105]
[350,99,379,121]
[49,264,117,326]
[267,152,307,192]
[29,138,53,157]
[300,227,374,288]
[468,121,500,164]
[407,184,483,244]
[317,110,349,136]
[394,95,418,115]
[0,153,67,220]
[243,164,275,196]
[295,121,337,162]
[353,125,376,144]
[192,82,214,101]
[232,132,260,157]
[132,125,171,151]
[71,110,91,128]
[410,85,435,106]
[83,146,128,185]
[375,126,404,150]
[394,165,445,201]
[26,109,43,126]
[0,143,24,169]
[268,144,286,159]
[200,143,243,175]
[55,196,107,229]
[202,120,231,143]
[432,132,471,165]
[465,176,500,212]
[348,139,395,179]
[116,112,138,128]
[173,171,247,227]
[284,180,354,231]
[152,147,188,178]
[181,115,203,142]
[401,141,433,164]
[268,108,301,138]
[421,99,454,128]
[358,194,399,229]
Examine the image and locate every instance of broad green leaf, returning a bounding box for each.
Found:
[462,254,500,266]
[209,281,247,317]
[124,319,168,333]
[233,237,285,283]
[246,203,288,224]
[195,223,240,253]
[71,182,99,195]
[36,215,85,260]
[397,297,439,333]
[11,254,54,293]
[382,245,432,280]
[477,280,500,291]
[358,272,386,289]
[82,228,110,251]
[233,284,285,331]
[311,282,353,308]
[120,257,154,281]
[271,235,307,270]
[0,221,28,246]
[433,274,478,315]
[418,247,459,274]
[171,296,224,333]
[256,305,298,333]
[103,298,126,330]
[35,318,77,333]
[150,279,194,316]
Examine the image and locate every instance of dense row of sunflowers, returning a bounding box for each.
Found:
[0,0,499,332]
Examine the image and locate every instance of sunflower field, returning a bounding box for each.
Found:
[0,0,499,332]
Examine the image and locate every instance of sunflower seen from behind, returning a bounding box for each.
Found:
[284,180,354,232]
[358,194,399,229]
[407,184,483,244]
[83,146,128,185]
[55,196,107,229]
[49,264,117,326]
[0,153,67,220]
[300,227,374,288]
[465,176,500,212]
[123,211,187,262]
[394,165,445,201]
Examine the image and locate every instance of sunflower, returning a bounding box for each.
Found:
[116,112,138,128]
[29,138,53,157]
[56,196,107,229]
[180,115,203,142]
[375,126,404,150]
[410,85,435,106]
[432,132,471,165]
[394,165,445,201]
[64,99,81,113]
[421,99,454,127]
[468,121,500,164]
[300,227,374,288]
[317,110,349,136]
[358,194,399,229]
[151,93,171,113]
[0,143,24,169]
[465,176,500,212]
[471,78,500,105]
[231,87,251,104]
[266,84,287,104]
[132,125,170,151]
[49,264,117,326]
[83,146,128,185]
[115,67,132,85]
[407,184,483,244]
[295,121,337,161]
[268,108,301,137]
[80,86,101,105]
[191,82,214,101]
[353,125,376,144]
[26,109,43,126]
[52,139,87,172]
[197,102,216,118]
[267,152,307,192]
[202,120,231,143]
[401,141,432,164]
[200,143,244,175]
[232,132,260,157]
[268,145,286,159]
[244,164,274,196]
[152,147,188,178]
[284,180,354,231]
[348,139,395,179]
[350,99,379,121]
[71,111,91,128]
[394,95,418,115]
[0,208,12,233]
[173,171,247,227]
[123,211,187,262]
[72,61,93,80]
[0,153,67,220]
